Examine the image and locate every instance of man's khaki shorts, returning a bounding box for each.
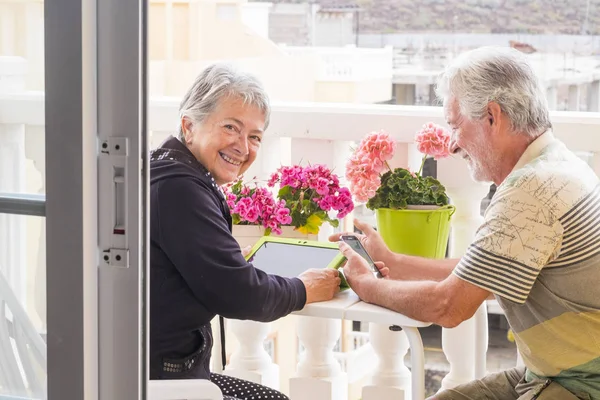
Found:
[431,367,589,400]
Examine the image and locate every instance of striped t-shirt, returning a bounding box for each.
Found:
[454,130,600,399]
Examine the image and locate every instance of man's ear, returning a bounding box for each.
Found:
[487,102,502,130]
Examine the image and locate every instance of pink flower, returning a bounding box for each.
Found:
[315,177,330,196]
[331,188,354,218]
[345,130,397,203]
[244,207,259,223]
[415,122,451,160]
[228,164,354,234]
[233,197,252,214]
[275,207,292,225]
[317,195,334,211]
[359,130,396,163]
[223,178,294,234]
[267,173,279,188]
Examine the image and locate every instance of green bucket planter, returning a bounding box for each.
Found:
[375,205,456,259]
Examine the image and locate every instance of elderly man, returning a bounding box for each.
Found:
[335,46,600,399]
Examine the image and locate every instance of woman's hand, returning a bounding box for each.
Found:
[298,268,341,304]
[241,245,253,258]
[329,219,394,266]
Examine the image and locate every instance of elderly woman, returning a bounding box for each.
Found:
[149,64,341,399]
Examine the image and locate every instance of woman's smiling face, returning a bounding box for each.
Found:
[181,96,266,185]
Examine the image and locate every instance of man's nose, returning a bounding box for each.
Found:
[449,138,459,154]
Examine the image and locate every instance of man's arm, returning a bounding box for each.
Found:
[388,253,459,282]
[339,242,490,327]
[354,271,490,328]
[329,219,459,282]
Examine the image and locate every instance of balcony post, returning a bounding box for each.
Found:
[437,157,490,390]
[290,316,347,400]
[587,80,600,112]
[225,320,280,389]
[474,303,489,379]
[568,84,581,111]
[361,323,410,400]
[546,86,558,111]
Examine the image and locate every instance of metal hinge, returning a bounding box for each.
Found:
[100,137,128,156]
[102,248,129,268]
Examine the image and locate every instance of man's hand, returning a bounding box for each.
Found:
[329,219,394,266]
[298,268,341,304]
[338,242,387,300]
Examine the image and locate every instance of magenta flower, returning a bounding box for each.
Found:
[244,207,259,223]
[275,208,292,225]
[225,165,355,235]
[267,164,355,233]
[222,178,294,235]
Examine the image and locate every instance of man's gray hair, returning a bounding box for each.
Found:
[435,46,552,138]
[177,63,270,140]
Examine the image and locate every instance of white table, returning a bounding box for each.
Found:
[293,290,431,400]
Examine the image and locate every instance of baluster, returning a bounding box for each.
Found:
[362,323,411,400]
[289,316,347,400]
[474,303,488,379]
[225,320,280,389]
[440,318,476,390]
[437,158,490,390]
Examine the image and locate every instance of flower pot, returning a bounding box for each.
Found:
[232,225,318,248]
[375,205,455,259]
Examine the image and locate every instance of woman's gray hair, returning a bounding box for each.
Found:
[435,46,552,138]
[177,63,270,140]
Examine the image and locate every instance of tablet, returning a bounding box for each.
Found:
[245,236,349,290]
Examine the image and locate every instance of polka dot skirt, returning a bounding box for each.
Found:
[210,373,289,400]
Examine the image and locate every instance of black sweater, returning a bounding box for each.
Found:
[149,136,307,380]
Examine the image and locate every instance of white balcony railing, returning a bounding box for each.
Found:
[280,45,394,82]
[3,56,600,399]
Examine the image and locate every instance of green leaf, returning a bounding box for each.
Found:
[278,185,291,198]
[366,167,449,210]
[232,179,243,193]
[297,214,324,234]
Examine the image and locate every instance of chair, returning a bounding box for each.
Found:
[0,267,222,400]
[148,379,223,400]
[0,268,46,400]
[148,317,224,399]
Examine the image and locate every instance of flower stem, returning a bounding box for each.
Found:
[384,160,393,172]
[417,155,427,176]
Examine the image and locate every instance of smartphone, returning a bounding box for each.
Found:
[340,235,383,279]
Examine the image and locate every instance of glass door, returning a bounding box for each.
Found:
[0,0,47,398]
[15,0,149,399]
